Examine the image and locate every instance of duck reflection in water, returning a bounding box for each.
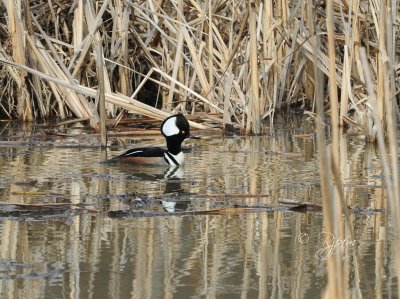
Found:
[108,164,190,213]
[161,166,189,213]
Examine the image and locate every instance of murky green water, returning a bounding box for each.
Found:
[0,120,396,298]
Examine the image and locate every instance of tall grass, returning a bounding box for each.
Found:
[0,0,399,296]
[0,0,396,134]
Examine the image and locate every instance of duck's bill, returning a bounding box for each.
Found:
[189,134,201,139]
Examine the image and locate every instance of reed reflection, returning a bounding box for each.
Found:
[0,124,396,298]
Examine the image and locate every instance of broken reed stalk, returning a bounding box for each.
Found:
[322,1,347,297]
[24,0,46,118]
[166,0,184,111]
[207,0,214,96]
[248,1,260,134]
[326,0,339,154]
[313,26,330,296]
[386,8,400,298]
[313,31,346,299]
[95,37,107,147]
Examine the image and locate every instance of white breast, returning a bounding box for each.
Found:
[161,201,177,213]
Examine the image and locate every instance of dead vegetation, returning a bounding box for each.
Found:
[0,1,398,135]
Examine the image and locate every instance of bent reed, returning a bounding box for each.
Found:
[0,1,397,135]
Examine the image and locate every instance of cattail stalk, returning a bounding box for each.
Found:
[95,37,107,147]
[248,0,260,134]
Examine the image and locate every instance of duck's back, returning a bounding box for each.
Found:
[106,147,166,165]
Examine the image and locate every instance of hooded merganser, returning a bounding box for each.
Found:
[108,114,191,166]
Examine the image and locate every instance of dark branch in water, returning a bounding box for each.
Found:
[108,203,384,218]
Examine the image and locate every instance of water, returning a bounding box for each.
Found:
[0,120,396,298]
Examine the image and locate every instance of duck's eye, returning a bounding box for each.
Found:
[181,130,185,134]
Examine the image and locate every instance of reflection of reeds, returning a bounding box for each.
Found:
[0,124,396,297]
[313,0,400,297]
[313,11,344,298]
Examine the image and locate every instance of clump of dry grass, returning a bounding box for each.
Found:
[0,0,397,135]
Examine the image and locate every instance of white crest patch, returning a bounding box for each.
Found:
[162,116,179,136]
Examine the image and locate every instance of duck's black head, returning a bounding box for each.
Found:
[160,114,190,155]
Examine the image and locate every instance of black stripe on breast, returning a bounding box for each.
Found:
[164,152,179,166]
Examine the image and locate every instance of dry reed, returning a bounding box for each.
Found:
[0,0,396,135]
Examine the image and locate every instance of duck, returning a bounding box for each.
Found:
[107,114,191,166]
